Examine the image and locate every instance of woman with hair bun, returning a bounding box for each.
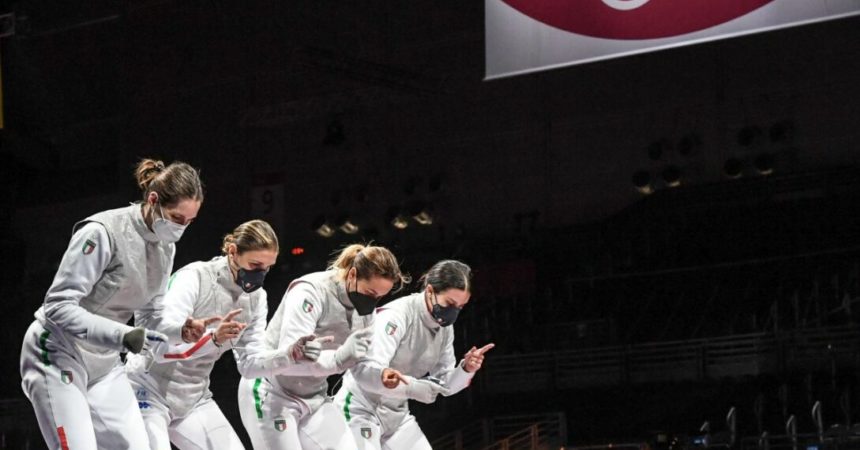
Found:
[335,260,494,450]
[238,243,409,450]
[127,219,317,450]
[19,158,204,449]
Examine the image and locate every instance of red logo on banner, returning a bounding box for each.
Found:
[501,0,775,40]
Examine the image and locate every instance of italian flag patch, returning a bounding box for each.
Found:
[82,239,96,255]
[385,322,397,335]
[302,300,314,313]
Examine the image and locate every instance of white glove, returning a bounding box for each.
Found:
[405,377,448,404]
[335,327,373,370]
[290,335,329,362]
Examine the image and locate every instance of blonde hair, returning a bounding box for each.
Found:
[221,220,279,255]
[328,243,410,292]
[135,158,204,205]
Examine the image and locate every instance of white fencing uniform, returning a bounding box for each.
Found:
[238,270,371,450]
[20,204,174,450]
[127,255,296,450]
[334,293,475,450]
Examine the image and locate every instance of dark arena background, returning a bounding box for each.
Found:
[1,1,859,449]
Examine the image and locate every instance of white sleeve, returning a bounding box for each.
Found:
[429,329,474,396]
[350,309,412,399]
[267,283,344,377]
[41,222,133,352]
[233,290,285,378]
[154,269,200,344]
[146,267,218,360]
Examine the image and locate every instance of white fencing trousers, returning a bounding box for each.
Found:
[138,395,244,450]
[238,377,357,450]
[334,389,431,450]
[20,321,150,450]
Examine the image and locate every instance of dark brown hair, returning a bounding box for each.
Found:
[135,158,204,206]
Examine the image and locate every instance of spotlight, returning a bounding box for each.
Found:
[386,207,409,230]
[662,166,681,188]
[723,158,743,179]
[312,215,335,238]
[392,215,409,229]
[632,170,653,195]
[409,202,434,226]
[754,153,774,175]
[336,214,360,234]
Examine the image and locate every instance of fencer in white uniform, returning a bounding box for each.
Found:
[19,159,204,450]
[335,260,494,450]
[238,244,408,450]
[127,220,319,450]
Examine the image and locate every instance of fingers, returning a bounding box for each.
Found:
[393,371,410,385]
[316,335,336,344]
[382,369,408,389]
[476,343,496,355]
[216,321,246,341]
[465,346,477,356]
[354,327,373,339]
[202,316,222,327]
[223,308,243,322]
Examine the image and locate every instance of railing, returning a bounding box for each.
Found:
[567,443,647,450]
[484,419,565,450]
[430,419,491,450]
[483,424,541,450]
[483,326,860,393]
[430,412,566,450]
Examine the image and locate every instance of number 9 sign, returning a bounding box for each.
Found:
[251,184,284,232]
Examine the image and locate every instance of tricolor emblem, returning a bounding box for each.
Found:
[361,427,372,439]
[274,418,287,432]
[60,370,73,384]
[302,300,314,313]
[385,322,397,336]
[82,239,96,255]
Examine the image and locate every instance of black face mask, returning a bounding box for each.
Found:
[347,275,378,316]
[236,268,266,293]
[430,291,460,327]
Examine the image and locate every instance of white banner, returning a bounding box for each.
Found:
[486,0,860,80]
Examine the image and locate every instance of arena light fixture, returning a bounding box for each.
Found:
[632,170,653,195]
[723,158,743,179]
[312,215,335,238]
[754,153,774,175]
[662,166,682,188]
[336,215,360,235]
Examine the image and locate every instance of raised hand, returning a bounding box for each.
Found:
[182,315,223,343]
[462,343,495,373]
[213,309,246,345]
